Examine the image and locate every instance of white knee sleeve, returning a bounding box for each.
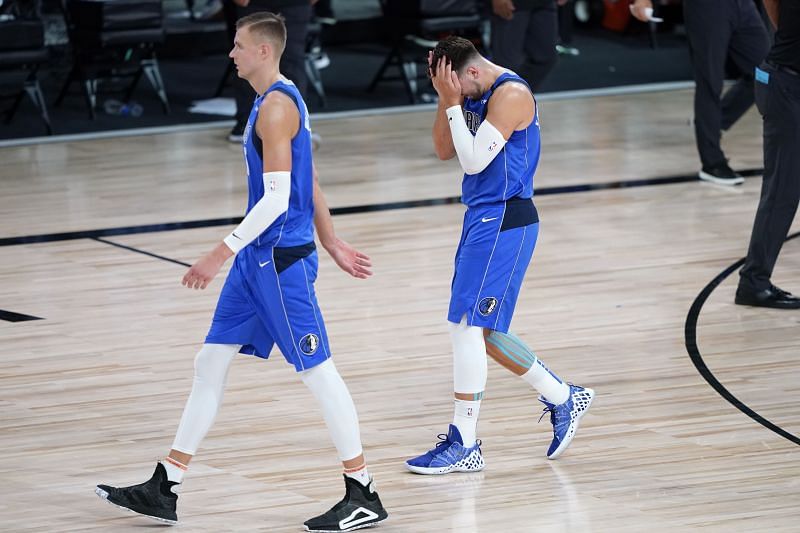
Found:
[450,318,488,394]
[171,343,239,455]
[300,358,363,462]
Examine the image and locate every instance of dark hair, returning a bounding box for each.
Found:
[236,12,286,54]
[430,36,479,77]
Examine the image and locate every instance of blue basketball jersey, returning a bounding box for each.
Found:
[242,78,314,248]
[460,72,540,207]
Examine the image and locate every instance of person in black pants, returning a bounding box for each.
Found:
[632,0,770,185]
[490,0,562,92]
[225,0,311,141]
[736,0,800,309]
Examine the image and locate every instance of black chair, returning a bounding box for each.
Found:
[54,0,169,118]
[367,0,488,104]
[0,0,52,134]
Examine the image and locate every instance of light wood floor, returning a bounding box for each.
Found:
[1,89,798,532]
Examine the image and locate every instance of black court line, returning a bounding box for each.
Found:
[0,309,44,322]
[685,231,800,446]
[92,237,191,267]
[0,168,763,247]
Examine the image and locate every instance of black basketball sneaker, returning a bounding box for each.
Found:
[304,475,388,532]
[95,463,179,524]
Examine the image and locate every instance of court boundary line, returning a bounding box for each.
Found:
[0,168,762,247]
[684,231,800,446]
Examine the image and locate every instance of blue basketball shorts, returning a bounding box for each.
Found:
[205,242,331,372]
[448,197,539,333]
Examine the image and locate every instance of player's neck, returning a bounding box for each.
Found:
[249,64,281,95]
[480,64,505,95]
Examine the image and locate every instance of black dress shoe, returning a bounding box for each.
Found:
[735,285,800,309]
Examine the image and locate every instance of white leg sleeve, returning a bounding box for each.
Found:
[450,318,488,394]
[300,358,363,462]
[171,343,239,455]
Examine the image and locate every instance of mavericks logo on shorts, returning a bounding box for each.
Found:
[478,297,498,316]
[299,333,320,355]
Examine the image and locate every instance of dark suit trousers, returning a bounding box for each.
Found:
[683,0,769,167]
[739,64,800,291]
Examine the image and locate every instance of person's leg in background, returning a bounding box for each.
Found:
[276,2,312,97]
[683,0,742,184]
[490,5,532,72]
[719,0,769,132]
[737,66,800,308]
[519,0,559,92]
[556,0,579,56]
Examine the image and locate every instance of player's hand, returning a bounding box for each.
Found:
[327,238,372,279]
[182,245,230,290]
[492,0,515,20]
[630,0,653,21]
[232,0,250,7]
[431,57,462,108]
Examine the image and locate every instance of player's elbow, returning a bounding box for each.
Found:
[434,146,456,161]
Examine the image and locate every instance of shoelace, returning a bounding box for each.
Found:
[430,433,453,453]
[538,403,570,428]
[428,433,482,454]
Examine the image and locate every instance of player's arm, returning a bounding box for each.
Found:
[484,83,535,139]
[312,164,373,279]
[433,98,457,160]
[445,82,532,175]
[181,92,295,290]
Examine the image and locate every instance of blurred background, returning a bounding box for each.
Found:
[0,0,697,141]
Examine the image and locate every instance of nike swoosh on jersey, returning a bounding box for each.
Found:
[481,217,499,223]
[259,260,271,268]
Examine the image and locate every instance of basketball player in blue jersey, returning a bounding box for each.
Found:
[406,36,595,474]
[94,13,387,532]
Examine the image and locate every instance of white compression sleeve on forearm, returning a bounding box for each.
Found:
[223,171,291,254]
[445,105,507,175]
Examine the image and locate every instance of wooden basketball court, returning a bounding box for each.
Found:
[1,88,798,531]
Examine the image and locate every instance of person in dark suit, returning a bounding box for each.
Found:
[490,0,563,92]
[632,0,770,185]
[736,0,800,308]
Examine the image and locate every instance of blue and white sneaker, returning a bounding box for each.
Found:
[405,424,485,475]
[539,384,595,460]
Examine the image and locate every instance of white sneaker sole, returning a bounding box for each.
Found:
[304,516,387,532]
[698,170,744,185]
[95,486,178,525]
[405,462,485,475]
[405,448,485,475]
[547,388,595,460]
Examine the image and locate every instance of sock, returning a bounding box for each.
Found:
[522,359,569,405]
[453,398,481,447]
[344,462,371,487]
[161,456,187,483]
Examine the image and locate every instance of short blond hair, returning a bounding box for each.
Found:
[236,12,286,56]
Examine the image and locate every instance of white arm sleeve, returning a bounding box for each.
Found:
[446,105,507,175]
[223,170,291,254]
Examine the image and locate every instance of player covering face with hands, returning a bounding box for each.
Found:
[405,37,594,475]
